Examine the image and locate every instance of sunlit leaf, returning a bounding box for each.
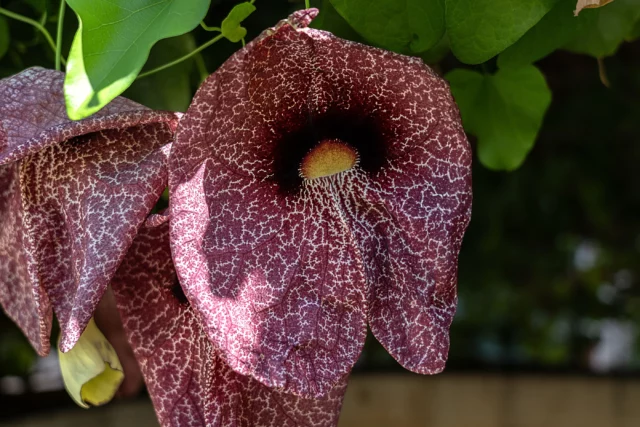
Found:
[64,0,210,120]
[446,0,559,64]
[447,66,551,170]
[564,0,640,57]
[221,2,256,43]
[330,0,445,53]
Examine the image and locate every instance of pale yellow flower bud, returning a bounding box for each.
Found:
[58,318,124,408]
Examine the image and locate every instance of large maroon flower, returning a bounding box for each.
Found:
[110,213,348,426]
[0,68,179,355]
[170,9,472,398]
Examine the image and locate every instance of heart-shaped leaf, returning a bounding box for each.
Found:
[447,65,551,170]
[221,2,256,43]
[446,0,559,64]
[64,0,210,120]
[330,0,445,53]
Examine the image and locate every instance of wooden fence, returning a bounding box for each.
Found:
[3,373,640,427]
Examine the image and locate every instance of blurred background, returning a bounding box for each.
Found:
[1,0,640,426]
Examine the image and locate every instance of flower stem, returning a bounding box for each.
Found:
[597,58,610,88]
[194,53,209,83]
[305,0,310,8]
[137,33,225,80]
[55,0,66,71]
[0,7,66,65]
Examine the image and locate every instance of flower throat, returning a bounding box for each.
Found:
[272,110,389,193]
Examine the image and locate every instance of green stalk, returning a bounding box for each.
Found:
[200,21,221,32]
[137,34,224,79]
[55,0,66,71]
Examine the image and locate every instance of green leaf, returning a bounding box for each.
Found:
[329,0,445,54]
[0,17,9,61]
[64,0,210,120]
[311,0,364,43]
[123,35,196,112]
[446,66,551,170]
[446,0,559,64]
[498,0,579,69]
[564,0,640,57]
[221,2,256,43]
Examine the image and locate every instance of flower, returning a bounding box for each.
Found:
[0,67,179,356]
[58,317,124,408]
[1,8,472,425]
[169,8,472,399]
[109,212,348,426]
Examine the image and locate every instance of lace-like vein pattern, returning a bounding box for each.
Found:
[170,9,471,397]
[0,68,180,355]
[111,214,347,427]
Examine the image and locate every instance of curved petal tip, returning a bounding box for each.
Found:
[289,8,319,28]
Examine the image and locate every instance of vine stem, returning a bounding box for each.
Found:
[200,21,221,32]
[55,0,66,71]
[0,7,66,66]
[137,33,225,79]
